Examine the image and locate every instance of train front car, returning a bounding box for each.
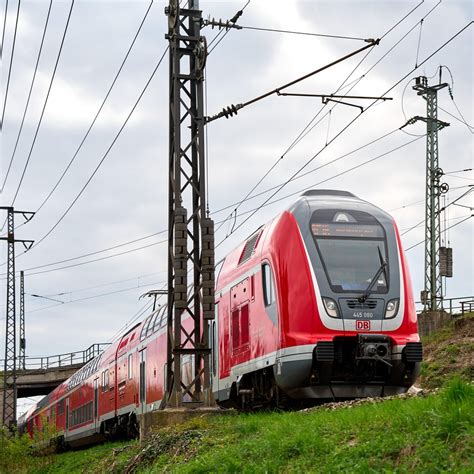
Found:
[214,189,422,407]
[278,190,422,399]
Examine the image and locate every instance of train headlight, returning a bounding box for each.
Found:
[323,297,339,318]
[385,299,399,319]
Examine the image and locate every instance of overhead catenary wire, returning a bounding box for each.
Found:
[1,0,53,194]
[24,46,169,251]
[215,21,473,248]
[33,0,155,215]
[235,24,371,42]
[31,270,166,299]
[0,0,20,130]
[215,127,401,222]
[206,39,379,123]
[0,0,9,58]
[26,280,165,314]
[2,4,462,278]
[400,188,473,236]
[107,298,156,343]
[3,0,76,215]
[400,214,472,233]
[1,129,430,278]
[215,0,433,234]
[405,215,473,251]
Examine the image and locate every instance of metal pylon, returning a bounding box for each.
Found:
[165,0,215,408]
[0,207,34,427]
[412,77,449,311]
[2,209,16,427]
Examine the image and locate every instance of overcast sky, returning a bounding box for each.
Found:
[0,0,472,413]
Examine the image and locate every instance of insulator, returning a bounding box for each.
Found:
[221,104,239,119]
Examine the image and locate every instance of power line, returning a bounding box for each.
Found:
[3,0,427,268]
[216,22,473,247]
[0,0,9,59]
[405,215,472,251]
[215,0,432,233]
[107,298,155,343]
[236,24,370,42]
[401,188,473,236]
[0,0,20,130]
[4,0,76,211]
[26,46,169,251]
[26,280,165,315]
[1,0,53,193]
[33,0,155,215]
[439,105,474,131]
[17,238,167,278]
[34,270,165,299]
[215,127,400,221]
[4,130,410,277]
[22,231,164,273]
[206,39,379,122]
[400,214,472,234]
[0,130,427,278]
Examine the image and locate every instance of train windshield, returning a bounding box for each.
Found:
[310,209,389,293]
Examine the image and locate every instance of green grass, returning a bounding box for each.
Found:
[6,379,473,473]
[5,316,472,473]
[419,313,473,389]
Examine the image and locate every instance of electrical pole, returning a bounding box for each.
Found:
[411,76,450,312]
[0,207,34,428]
[164,0,215,408]
[19,271,25,370]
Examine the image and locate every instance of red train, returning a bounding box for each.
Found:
[19,190,422,446]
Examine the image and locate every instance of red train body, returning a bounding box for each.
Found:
[19,190,422,447]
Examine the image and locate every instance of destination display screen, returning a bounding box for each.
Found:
[311,223,384,238]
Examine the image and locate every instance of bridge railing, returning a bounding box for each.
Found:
[1,343,111,372]
[415,296,474,315]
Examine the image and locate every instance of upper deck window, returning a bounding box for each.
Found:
[310,209,389,294]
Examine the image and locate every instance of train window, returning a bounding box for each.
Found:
[262,263,275,306]
[240,305,249,346]
[140,315,152,340]
[152,307,165,333]
[310,209,389,294]
[232,304,250,352]
[57,399,64,416]
[128,353,133,379]
[231,309,240,351]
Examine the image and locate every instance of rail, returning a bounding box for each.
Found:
[0,343,111,372]
[415,296,474,315]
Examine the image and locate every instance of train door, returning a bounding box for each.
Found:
[93,378,99,432]
[65,398,69,436]
[139,349,146,414]
[211,302,219,395]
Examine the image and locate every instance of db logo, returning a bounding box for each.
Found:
[356,320,371,331]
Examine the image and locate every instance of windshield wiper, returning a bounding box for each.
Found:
[359,246,387,303]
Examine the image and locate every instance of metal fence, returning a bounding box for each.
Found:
[415,296,474,315]
[1,343,110,372]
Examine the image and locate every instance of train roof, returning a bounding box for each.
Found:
[300,189,357,198]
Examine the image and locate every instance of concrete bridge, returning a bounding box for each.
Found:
[1,343,110,426]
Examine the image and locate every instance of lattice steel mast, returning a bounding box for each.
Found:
[412,77,449,311]
[0,207,34,427]
[164,0,215,408]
